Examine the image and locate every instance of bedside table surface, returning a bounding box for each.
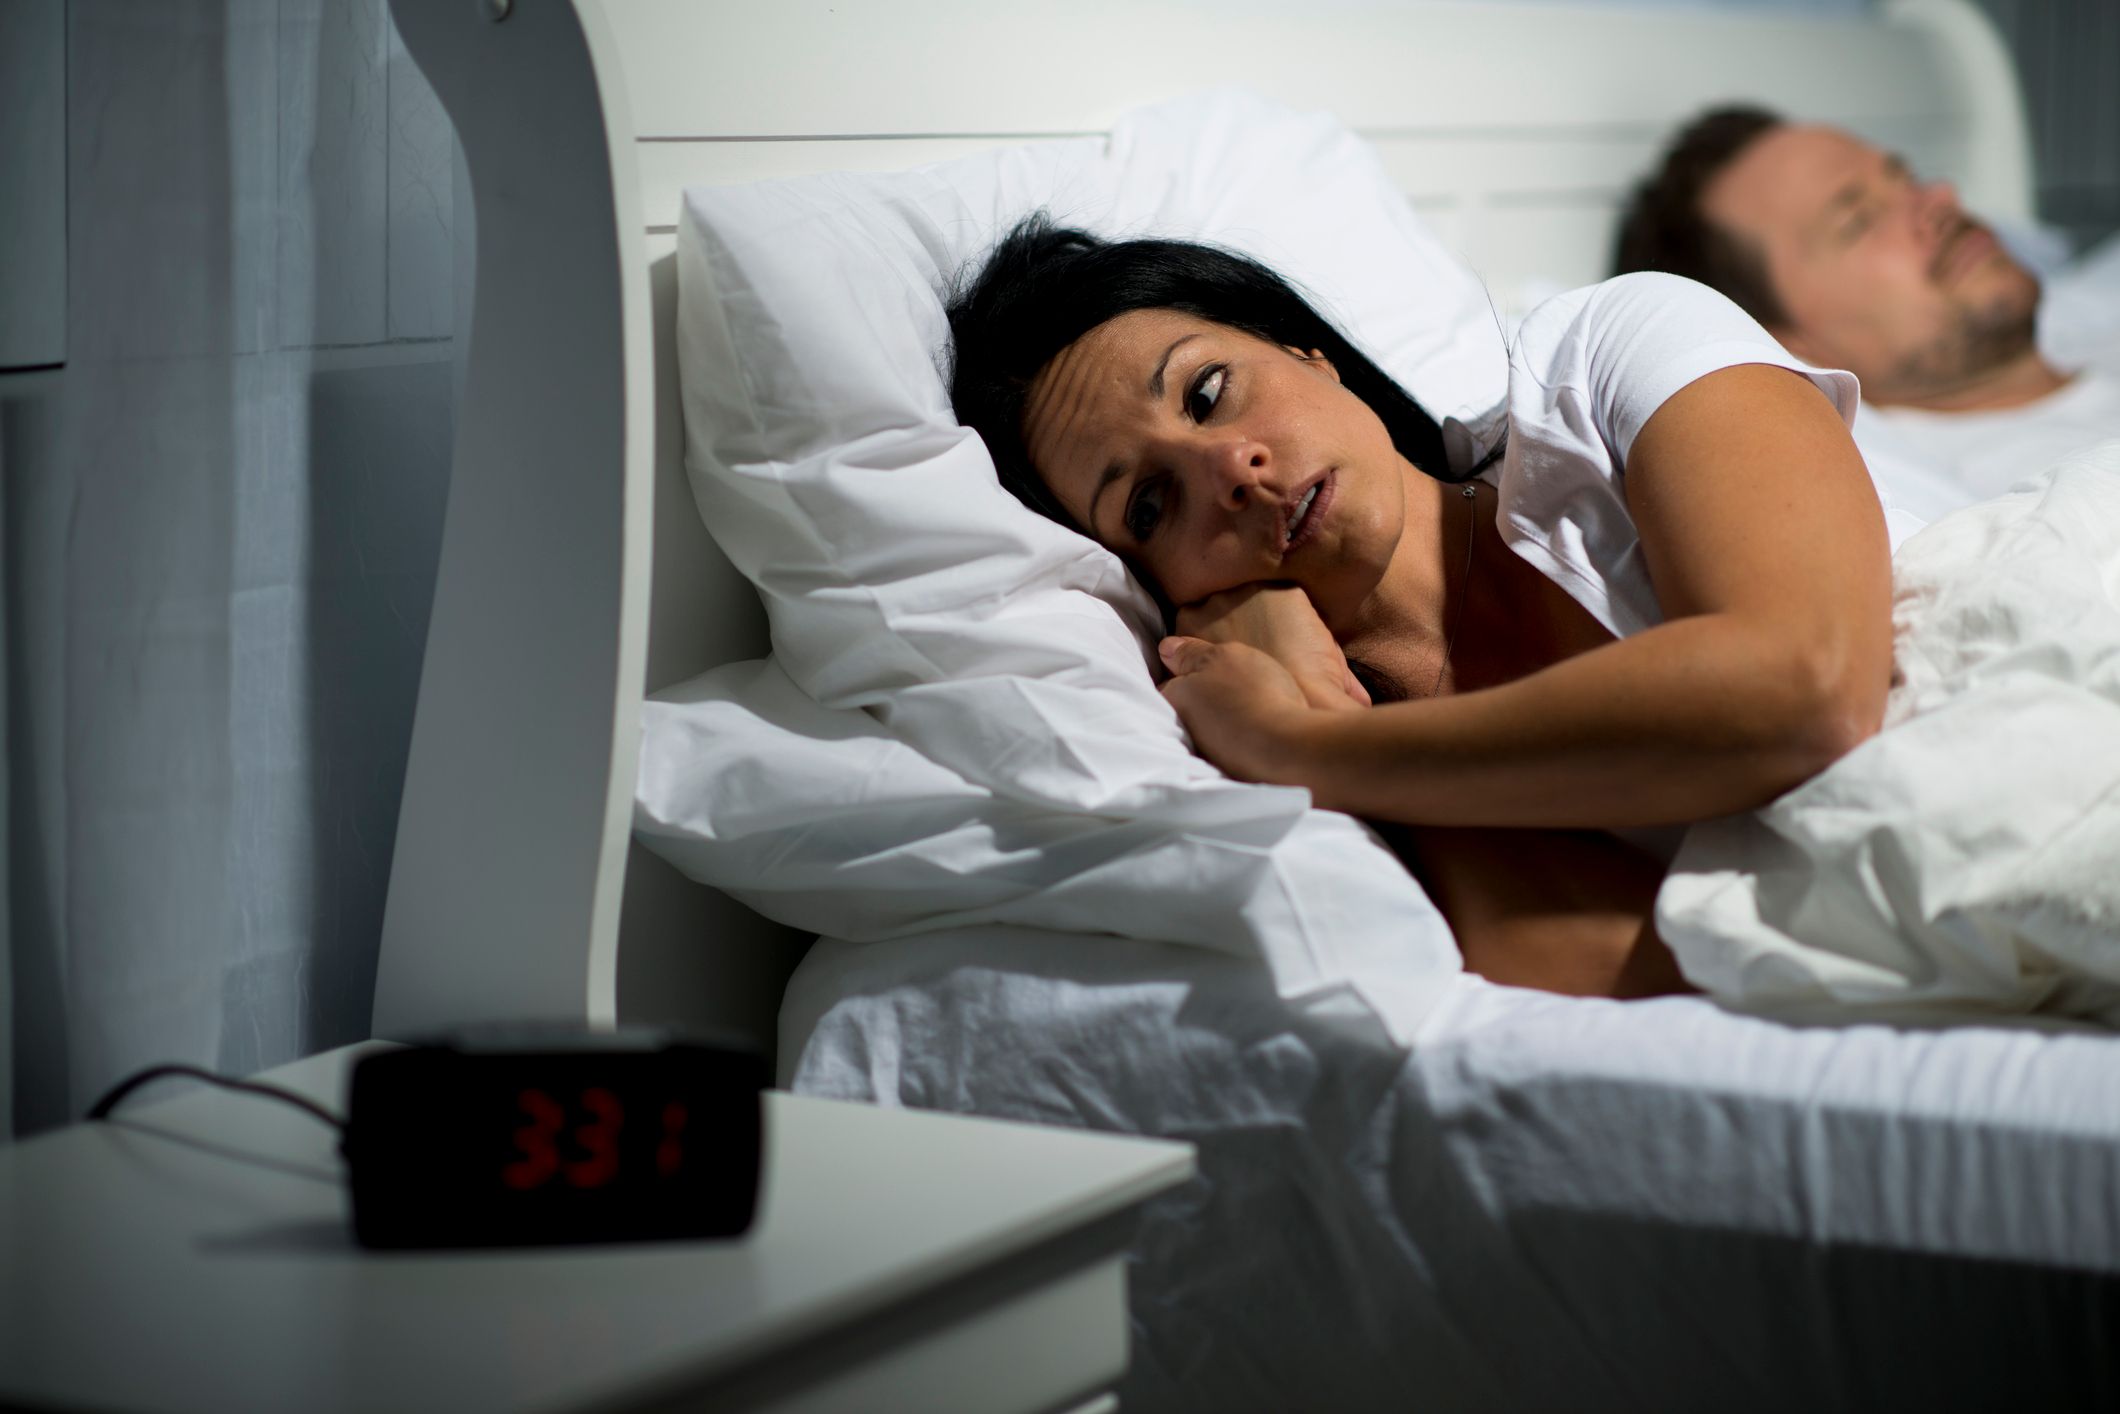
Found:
[0,1042,1192,1414]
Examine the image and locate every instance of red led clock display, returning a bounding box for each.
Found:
[345,1033,764,1249]
[498,1088,691,1190]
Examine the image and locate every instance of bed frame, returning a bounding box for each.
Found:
[370,0,2032,1057]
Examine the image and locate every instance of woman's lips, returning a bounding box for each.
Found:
[1282,471,1334,557]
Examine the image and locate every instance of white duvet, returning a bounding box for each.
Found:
[1661,440,2120,1024]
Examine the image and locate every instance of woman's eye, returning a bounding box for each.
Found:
[1186,365,1226,422]
[1124,477,1168,541]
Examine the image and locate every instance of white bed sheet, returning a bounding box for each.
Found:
[782,926,2120,1411]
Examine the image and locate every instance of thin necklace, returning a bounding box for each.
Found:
[1433,483,1479,698]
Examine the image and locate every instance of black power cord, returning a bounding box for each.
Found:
[86,1063,349,1137]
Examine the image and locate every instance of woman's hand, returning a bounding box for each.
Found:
[1171,584,1371,711]
[1160,585,1368,782]
[1157,636,1317,784]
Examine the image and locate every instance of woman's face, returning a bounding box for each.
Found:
[1020,309,1411,624]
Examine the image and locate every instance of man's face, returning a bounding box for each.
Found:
[1701,124,2040,405]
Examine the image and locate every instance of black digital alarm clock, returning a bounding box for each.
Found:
[344,1027,766,1250]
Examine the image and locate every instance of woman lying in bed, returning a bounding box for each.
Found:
[948,218,1894,1002]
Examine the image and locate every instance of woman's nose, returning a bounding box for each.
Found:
[1199,437,1270,507]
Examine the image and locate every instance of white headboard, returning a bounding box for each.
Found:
[372,0,2031,1056]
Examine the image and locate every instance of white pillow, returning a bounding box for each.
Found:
[649,91,1500,1044]
[637,657,1453,1046]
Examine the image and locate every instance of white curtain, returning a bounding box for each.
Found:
[3,0,454,1138]
[2,418,11,1144]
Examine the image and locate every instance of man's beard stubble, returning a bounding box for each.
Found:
[1882,244,2043,401]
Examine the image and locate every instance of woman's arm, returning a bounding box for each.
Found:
[1160,364,1894,829]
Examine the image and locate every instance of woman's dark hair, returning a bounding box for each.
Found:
[946,215,1457,532]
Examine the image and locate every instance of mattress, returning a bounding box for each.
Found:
[781,925,2120,1413]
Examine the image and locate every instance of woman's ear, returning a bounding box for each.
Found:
[1287,346,1341,382]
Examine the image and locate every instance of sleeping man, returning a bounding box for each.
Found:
[1614,106,2120,521]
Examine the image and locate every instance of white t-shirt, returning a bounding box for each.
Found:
[1855,365,2120,518]
[1484,272,1864,640]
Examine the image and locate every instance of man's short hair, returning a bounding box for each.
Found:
[1612,105,1788,326]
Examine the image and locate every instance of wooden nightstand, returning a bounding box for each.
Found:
[0,1043,1193,1413]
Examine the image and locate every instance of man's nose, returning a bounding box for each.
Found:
[1913,175,1961,225]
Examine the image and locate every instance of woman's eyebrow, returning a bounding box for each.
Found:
[1148,334,1202,399]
